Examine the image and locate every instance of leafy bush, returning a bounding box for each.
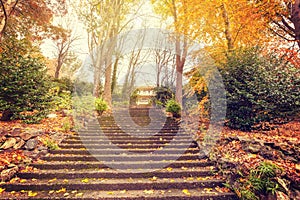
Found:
[129,89,139,105]
[44,139,59,150]
[95,98,108,114]
[166,99,181,117]
[234,162,287,200]
[152,86,174,107]
[50,90,72,111]
[51,78,74,93]
[0,36,51,122]
[220,48,300,130]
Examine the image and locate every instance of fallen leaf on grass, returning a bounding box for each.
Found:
[295,164,300,171]
[215,186,230,193]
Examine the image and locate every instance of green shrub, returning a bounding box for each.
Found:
[166,99,181,117]
[220,47,300,130]
[50,91,72,111]
[95,98,108,114]
[44,139,59,150]
[152,86,174,107]
[0,36,51,122]
[51,78,74,93]
[234,162,287,200]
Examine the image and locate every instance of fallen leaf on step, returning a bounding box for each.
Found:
[107,191,114,195]
[120,190,127,194]
[56,188,66,193]
[0,188,5,193]
[28,191,37,197]
[150,176,157,181]
[143,190,154,194]
[204,188,213,193]
[81,178,89,183]
[19,179,27,183]
[75,193,83,197]
[182,189,191,196]
[48,178,57,183]
[166,167,173,171]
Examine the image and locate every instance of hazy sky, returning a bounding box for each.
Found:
[41,0,164,61]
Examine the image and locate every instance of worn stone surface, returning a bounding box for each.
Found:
[0,166,18,182]
[24,138,38,150]
[13,139,25,150]
[19,132,36,141]
[245,143,262,154]
[0,138,17,150]
[0,136,6,143]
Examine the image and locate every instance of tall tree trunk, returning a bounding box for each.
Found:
[292,0,300,49]
[54,58,62,79]
[103,59,112,109]
[221,3,234,51]
[93,48,103,98]
[175,48,185,107]
[172,0,187,107]
[111,57,119,93]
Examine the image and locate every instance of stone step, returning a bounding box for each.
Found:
[17,167,215,179]
[0,188,237,200]
[31,160,213,170]
[41,154,201,162]
[50,148,199,155]
[2,177,226,191]
[61,139,194,145]
[58,143,197,149]
[80,130,183,134]
[68,135,192,140]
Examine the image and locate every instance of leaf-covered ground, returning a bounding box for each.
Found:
[0,112,74,174]
[211,120,300,199]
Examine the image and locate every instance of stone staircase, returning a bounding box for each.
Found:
[0,108,237,199]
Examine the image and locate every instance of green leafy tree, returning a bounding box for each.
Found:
[220,48,300,130]
[0,36,51,122]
